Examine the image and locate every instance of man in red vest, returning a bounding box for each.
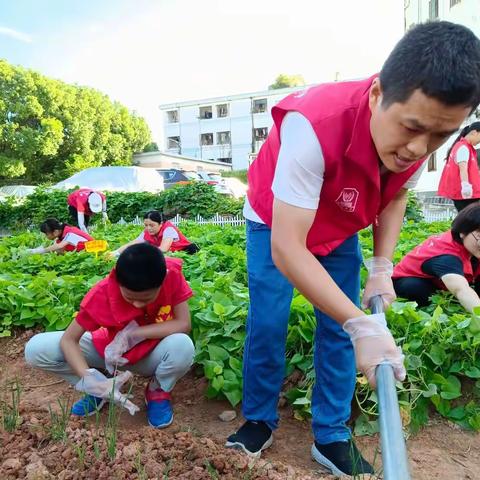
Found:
[225,22,480,476]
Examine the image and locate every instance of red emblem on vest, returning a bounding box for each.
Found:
[336,188,359,212]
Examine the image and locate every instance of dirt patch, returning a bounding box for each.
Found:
[1,332,479,479]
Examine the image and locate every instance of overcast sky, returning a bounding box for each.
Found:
[0,0,405,141]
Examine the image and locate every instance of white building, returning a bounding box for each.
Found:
[159,85,306,170]
[405,0,480,193]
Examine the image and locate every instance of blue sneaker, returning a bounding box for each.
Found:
[145,383,173,428]
[71,394,106,417]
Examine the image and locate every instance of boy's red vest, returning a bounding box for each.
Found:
[57,225,93,252]
[437,138,480,200]
[247,76,425,256]
[143,221,191,252]
[67,188,106,216]
[393,231,480,289]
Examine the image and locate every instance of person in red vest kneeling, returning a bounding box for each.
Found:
[27,218,93,254]
[24,243,195,428]
[393,203,480,312]
[438,122,480,212]
[113,210,199,256]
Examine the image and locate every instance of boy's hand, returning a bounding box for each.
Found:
[104,320,145,374]
[362,257,396,308]
[343,313,405,389]
[75,368,139,415]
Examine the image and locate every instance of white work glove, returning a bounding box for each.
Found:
[26,247,46,254]
[362,257,396,308]
[75,368,139,415]
[344,313,406,389]
[461,181,473,199]
[102,211,109,223]
[104,320,145,374]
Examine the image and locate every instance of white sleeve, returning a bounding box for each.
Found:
[63,232,88,247]
[162,227,180,241]
[135,231,146,242]
[454,145,470,164]
[77,212,87,232]
[402,160,427,189]
[271,112,325,210]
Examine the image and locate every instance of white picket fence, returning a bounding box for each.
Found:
[117,213,246,227]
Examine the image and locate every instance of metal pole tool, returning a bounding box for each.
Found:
[370,295,411,480]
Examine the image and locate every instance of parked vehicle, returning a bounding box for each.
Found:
[194,171,233,195]
[156,169,198,189]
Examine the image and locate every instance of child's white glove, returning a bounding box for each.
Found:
[343,313,405,389]
[75,368,139,415]
[26,247,46,254]
[362,257,396,308]
[104,321,145,374]
[461,181,473,199]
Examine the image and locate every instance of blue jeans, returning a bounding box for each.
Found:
[242,220,362,444]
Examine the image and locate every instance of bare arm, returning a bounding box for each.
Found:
[441,273,480,312]
[132,301,191,340]
[60,319,89,378]
[116,238,143,255]
[159,237,174,253]
[41,240,69,254]
[373,188,408,260]
[271,199,363,324]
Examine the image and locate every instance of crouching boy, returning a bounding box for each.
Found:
[25,243,195,428]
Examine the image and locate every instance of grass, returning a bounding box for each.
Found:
[1,378,22,432]
[134,447,148,480]
[204,459,219,479]
[47,397,71,442]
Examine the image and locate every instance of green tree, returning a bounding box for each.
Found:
[268,74,306,90]
[0,59,152,183]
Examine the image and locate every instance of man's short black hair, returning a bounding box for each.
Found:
[115,243,166,291]
[451,202,480,243]
[380,21,480,110]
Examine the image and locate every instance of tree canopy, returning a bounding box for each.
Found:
[268,73,306,90]
[0,59,151,183]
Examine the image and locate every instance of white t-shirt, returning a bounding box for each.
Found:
[243,112,425,222]
[453,145,470,164]
[63,232,88,248]
[135,227,179,242]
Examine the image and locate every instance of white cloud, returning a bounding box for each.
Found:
[0,26,32,43]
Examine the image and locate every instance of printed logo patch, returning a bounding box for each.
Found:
[335,188,359,213]
[155,305,173,323]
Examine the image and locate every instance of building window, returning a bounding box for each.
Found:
[217,131,231,145]
[450,0,461,7]
[253,127,268,141]
[429,0,439,19]
[217,104,229,118]
[252,98,267,114]
[200,133,214,146]
[218,157,232,164]
[167,136,180,149]
[428,152,437,172]
[199,106,213,119]
[166,110,178,123]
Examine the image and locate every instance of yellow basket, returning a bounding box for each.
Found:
[84,240,109,257]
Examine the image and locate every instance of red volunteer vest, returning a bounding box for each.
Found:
[247,76,426,256]
[143,221,192,252]
[393,231,480,289]
[57,225,93,252]
[78,257,192,363]
[437,139,480,200]
[67,188,106,216]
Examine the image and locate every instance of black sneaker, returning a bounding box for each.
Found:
[311,439,374,477]
[225,420,273,458]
